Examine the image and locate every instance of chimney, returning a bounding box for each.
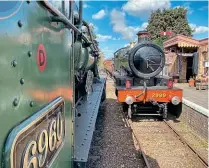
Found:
[136,30,150,43]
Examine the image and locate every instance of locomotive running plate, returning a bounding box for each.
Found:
[3,97,65,168]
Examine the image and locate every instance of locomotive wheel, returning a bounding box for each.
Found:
[115,89,118,97]
[128,41,165,78]
[168,103,182,118]
[122,103,128,112]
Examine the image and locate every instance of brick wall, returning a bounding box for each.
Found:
[180,104,208,140]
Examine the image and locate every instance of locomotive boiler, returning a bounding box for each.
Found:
[113,31,182,119]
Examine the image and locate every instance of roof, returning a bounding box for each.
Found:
[103,59,114,72]
[103,59,113,66]
[163,34,208,49]
[199,38,208,45]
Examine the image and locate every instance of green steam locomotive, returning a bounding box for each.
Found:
[0,1,105,168]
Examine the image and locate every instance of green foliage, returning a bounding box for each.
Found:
[98,52,104,68]
[147,7,193,44]
[92,34,97,40]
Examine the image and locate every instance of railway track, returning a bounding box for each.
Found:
[86,79,146,168]
[125,115,208,168]
[87,78,207,168]
[163,120,208,167]
[122,113,151,168]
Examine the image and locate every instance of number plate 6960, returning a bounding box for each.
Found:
[4,97,65,168]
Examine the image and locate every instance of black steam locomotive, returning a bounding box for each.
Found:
[113,31,182,119]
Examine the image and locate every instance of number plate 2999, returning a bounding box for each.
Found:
[4,97,65,168]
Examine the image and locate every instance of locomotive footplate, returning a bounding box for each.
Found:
[74,77,106,168]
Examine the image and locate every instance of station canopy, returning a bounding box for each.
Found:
[164,34,200,49]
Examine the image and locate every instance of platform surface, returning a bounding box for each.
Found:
[174,83,208,109]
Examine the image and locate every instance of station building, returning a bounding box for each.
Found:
[103,59,114,73]
[163,35,208,82]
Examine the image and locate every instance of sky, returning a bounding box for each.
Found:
[81,0,209,59]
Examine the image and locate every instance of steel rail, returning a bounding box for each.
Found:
[103,68,115,80]
[163,119,208,168]
[120,97,207,168]
[124,114,207,168]
[122,113,151,168]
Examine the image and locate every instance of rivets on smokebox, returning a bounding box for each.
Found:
[29,101,34,107]
[20,78,24,85]
[11,60,17,67]
[18,20,23,27]
[28,51,32,57]
[13,98,19,106]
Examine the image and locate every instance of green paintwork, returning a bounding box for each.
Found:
[0,1,73,167]
[80,47,90,70]
[74,41,93,71]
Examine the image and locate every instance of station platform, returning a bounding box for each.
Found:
[174,83,208,141]
[174,83,208,110]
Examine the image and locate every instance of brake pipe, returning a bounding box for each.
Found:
[135,81,147,99]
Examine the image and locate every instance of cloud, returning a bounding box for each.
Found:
[96,34,112,41]
[173,3,193,14]
[110,9,148,40]
[92,9,106,20]
[101,47,114,58]
[122,0,171,19]
[198,6,208,11]
[89,23,98,32]
[124,43,130,47]
[112,37,121,40]
[141,22,148,29]
[83,3,90,8]
[174,6,181,9]
[183,2,193,15]
[81,23,98,36]
[189,24,209,34]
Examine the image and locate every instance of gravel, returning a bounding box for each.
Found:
[86,79,145,168]
[166,119,208,164]
[132,120,206,168]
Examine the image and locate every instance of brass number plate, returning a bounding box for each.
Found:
[6,97,65,168]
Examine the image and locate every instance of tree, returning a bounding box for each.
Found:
[97,52,104,69]
[146,7,193,47]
